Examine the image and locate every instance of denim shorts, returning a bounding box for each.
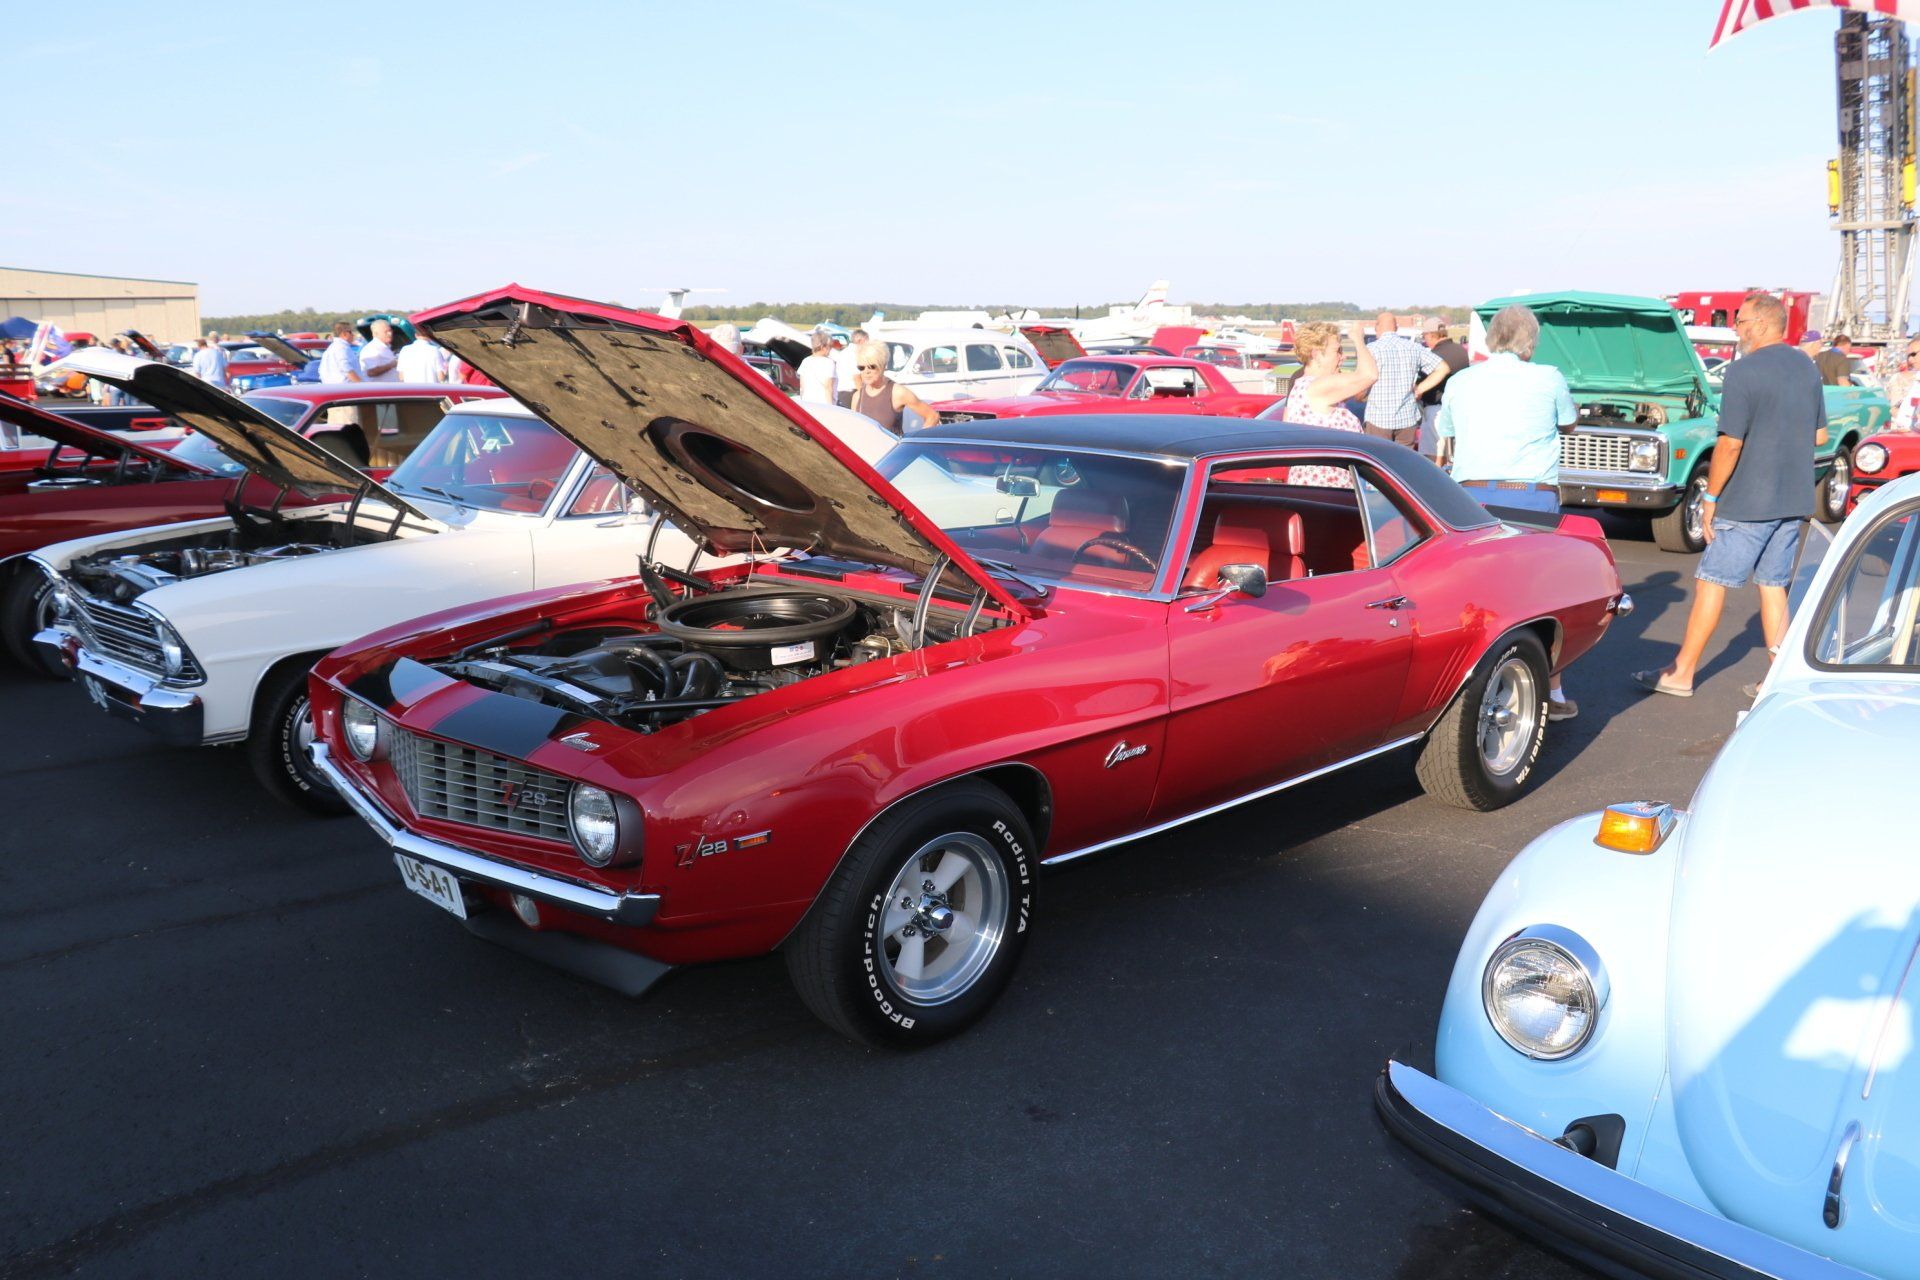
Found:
[1696,516,1804,589]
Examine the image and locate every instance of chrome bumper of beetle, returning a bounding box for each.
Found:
[310,742,661,927]
[41,630,207,746]
[1376,1061,1868,1280]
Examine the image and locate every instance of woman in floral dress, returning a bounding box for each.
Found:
[1281,321,1378,487]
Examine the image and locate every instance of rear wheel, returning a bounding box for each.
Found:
[1415,632,1550,812]
[1817,442,1853,524]
[248,663,345,814]
[1,569,68,679]
[786,781,1035,1047]
[1652,462,1710,553]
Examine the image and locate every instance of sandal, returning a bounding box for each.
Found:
[1632,669,1694,697]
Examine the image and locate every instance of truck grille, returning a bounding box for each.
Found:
[68,591,203,682]
[388,727,574,844]
[1560,433,1639,473]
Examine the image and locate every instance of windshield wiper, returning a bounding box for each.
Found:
[408,484,469,507]
[968,556,1050,597]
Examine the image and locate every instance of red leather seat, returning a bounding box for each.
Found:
[1033,490,1129,561]
[1184,509,1305,589]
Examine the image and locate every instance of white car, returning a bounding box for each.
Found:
[879,328,1048,403]
[30,349,894,811]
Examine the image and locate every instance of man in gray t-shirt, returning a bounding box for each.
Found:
[1634,292,1828,699]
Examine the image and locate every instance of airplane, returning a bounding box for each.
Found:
[1064,280,1188,345]
[641,287,726,320]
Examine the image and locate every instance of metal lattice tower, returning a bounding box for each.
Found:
[1829,12,1916,342]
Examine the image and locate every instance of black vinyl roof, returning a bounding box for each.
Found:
[916,413,1499,531]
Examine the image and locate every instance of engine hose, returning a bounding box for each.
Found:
[621,642,675,695]
[667,651,725,700]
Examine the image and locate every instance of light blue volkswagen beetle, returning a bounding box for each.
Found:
[1379,472,1920,1279]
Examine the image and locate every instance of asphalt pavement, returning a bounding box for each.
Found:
[0,516,1804,1279]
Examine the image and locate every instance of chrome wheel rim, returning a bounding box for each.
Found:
[290,695,331,790]
[1827,453,1850,517]
[875,832,1008,1005]
[1478,656,1539,776]
[1685,477,1708,544]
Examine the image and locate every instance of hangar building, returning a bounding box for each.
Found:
[0,266,200,343]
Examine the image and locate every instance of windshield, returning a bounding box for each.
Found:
[385,413,579,514]
[1032,360,1138,397]
[1810,503,1920,669]
[876,442,1187,595]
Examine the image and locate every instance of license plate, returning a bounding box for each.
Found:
[394,853,467,919]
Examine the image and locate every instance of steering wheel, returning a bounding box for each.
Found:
[1073,533,1157,574]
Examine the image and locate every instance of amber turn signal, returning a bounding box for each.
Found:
[1593,801,1678,854]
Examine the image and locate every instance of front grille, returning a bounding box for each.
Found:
[1560,432,1640,474]
[68,591,203,682]
[388,727,574,844]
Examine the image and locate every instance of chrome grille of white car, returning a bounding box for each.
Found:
[68,592,203,682]
[1560,433,1638,473]
[388,728,573,843]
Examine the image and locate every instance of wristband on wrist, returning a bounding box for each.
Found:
[1702,493,1719,503]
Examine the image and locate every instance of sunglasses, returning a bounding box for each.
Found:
[857,362,882,370]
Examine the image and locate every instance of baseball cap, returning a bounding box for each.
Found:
[1424,316,1448,334]
[1801,329,1823,342]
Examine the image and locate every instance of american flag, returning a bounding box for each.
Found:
[1712,0,1920,48]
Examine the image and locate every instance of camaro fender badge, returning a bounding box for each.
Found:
[558,731,601,752]
[1103,740,1150,769]
[676,830,773,868]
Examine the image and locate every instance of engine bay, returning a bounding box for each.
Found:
[1576,399,1670,428]
[435,581,981,734]
[65,516,386,602]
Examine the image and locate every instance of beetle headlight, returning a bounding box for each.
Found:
[1856,442,1888,475]
[1482,926,1607,1060]
[568,784,620,867]
[1628,440,1661,472]
[341,698,381,761]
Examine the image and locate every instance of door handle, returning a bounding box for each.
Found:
[1366,595,1413,610]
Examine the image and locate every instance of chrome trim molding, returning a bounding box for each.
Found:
[311,743,661,927]
[1377,1061,1872,1280]
[1042,733,1423,867]
[1824,1122,1861,1230]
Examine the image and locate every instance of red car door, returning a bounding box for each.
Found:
[1148,456,1420,822]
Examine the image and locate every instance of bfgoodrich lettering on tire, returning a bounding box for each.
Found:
[1415,631,1550,812]
[786,780,1036,1047]
[248,664,346,815]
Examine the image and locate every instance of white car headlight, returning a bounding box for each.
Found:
[1855,442,1888,475]
[341,698,382,761]
[1628,440,1661,472]
[1482,926,1608,1060]
[568,784,620,867]
[140,610,191,679]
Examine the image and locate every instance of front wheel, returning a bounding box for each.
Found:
[1817,443,1852,524]
[1415,631,1550,812]
[1651,463,1710,553]
[1,570,69,679]
[248,664,346,814]
[785,781,1036,1047]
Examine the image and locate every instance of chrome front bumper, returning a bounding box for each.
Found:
[39,629,206,746]
[1376,1061,1867,1280]
[310,742,661,927]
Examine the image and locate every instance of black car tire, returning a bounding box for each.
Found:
[248,663,346,814]
[786,780,1036,1048]
[1415,631,1551,812]
[1651,462,1710,553]
[1,569,69,679]
[1817,442,1853,525]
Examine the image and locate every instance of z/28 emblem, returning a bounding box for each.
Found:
[501,783,553,811]
[677,830,772,867]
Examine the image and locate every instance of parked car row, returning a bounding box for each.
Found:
[9,285,1912,1277]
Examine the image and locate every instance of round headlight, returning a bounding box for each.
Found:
[342,698,381,761]
[1855,442,1888,475]
[1482,927,1607,1060]
[568,784,620,867]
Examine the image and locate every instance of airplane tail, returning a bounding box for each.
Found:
[1132,280,1170,318]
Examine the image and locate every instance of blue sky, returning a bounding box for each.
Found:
[0,1,1857,313]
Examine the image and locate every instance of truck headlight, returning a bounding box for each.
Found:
[1628,440,1661,472]
[1482,926,1608,1060]
[1855,442,1888,475]
[341,698,382,761]
[568,784,620,867]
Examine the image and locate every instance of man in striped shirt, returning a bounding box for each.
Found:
[1362,313,1449,448]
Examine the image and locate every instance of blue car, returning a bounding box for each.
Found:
[1380,472,1920,1279]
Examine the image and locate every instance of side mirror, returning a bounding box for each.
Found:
[1217,563,1268,598]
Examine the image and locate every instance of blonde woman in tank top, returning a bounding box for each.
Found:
[1282,321,1378,488]
[848,340,940,436]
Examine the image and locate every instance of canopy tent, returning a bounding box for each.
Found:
[0,316,38,341]
[1712,0,1920,47]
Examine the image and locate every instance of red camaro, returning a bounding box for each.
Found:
[929,354,1280,424]
[1846,431,1920,512]
[309,286,1628,1047]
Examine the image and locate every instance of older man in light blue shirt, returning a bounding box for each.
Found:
[1433,302,1580,718]
[189,338,229,387]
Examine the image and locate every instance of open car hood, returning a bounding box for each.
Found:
[0,391,209,473]
[41,349,427,518]
[411,285,1029,616]
[1020,325,1087,367]
[245,332,317,367]
[1475,291,1708,398]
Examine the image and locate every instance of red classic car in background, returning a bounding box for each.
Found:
[0,381,502,673]
[310,286,1628,1047]
[930,354,1280,424]
[1846,430,1920,511]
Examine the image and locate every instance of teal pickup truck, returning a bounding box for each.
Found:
[1476,292,1888,552]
